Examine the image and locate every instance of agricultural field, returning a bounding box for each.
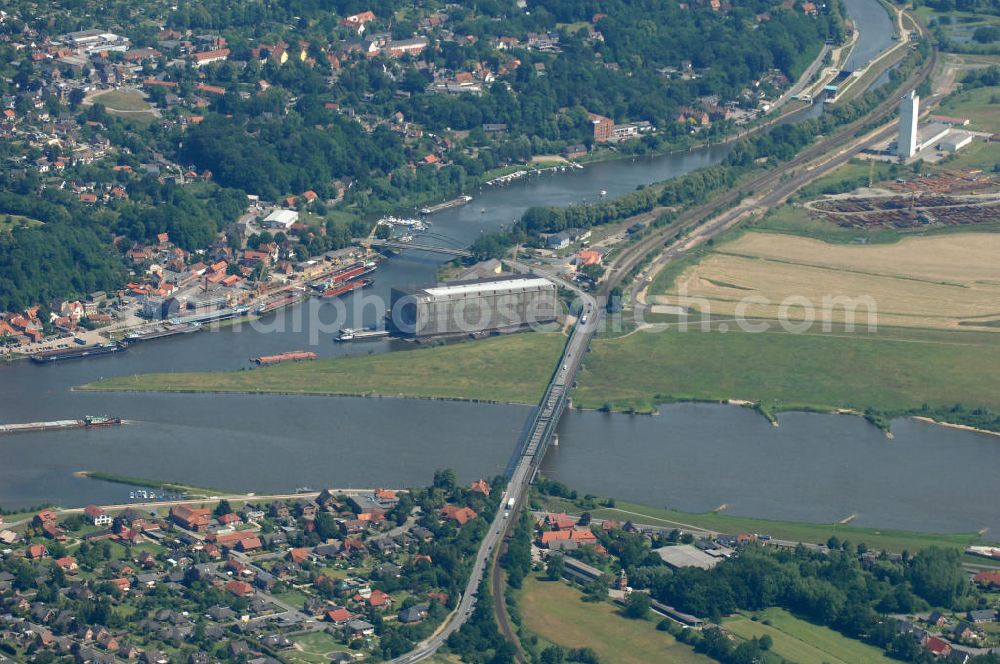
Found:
[723,608,897,664]
[572,318,1000,416]
[81,331,564,405]
[518,575,713,664]
[659,232,1000,331]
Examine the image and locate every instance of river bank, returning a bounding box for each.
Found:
[77,331,563,405]
[534,494,995,554]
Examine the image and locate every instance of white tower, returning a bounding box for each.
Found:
[898,91,919,159]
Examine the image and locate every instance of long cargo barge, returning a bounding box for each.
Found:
[252,351,317,365]
[0,415,123,435]
[420,195,473,215]
[123,323,201,344]
[172,305,250,326]
[335,327,391,342]
[320,278,373,300]
[256,291,306,314]
[312,263,376,290]
[30,343,126,363]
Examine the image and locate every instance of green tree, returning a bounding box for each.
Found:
[623,591,651,619]
[213,499,232,517]
[909,547,967,607]
[433,468,457,491]
[546,554,565,581]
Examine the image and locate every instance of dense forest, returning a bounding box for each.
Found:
[172,0,841,199]
[0,168,247,310]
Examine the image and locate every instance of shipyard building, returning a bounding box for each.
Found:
[390,275,558,337]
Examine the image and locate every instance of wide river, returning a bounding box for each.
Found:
[5,0,993,536]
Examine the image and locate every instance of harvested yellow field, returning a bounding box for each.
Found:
[656,232,1000,330]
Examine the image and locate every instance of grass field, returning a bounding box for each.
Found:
[92,88,153,111]
[287,632,351,664]
[661,232,1000,331]
[518,575,713,664]
[81,332,564,404]
[572,319,1000,416]
[942,138,1000,171]
[536,496,992,553]
[0,214,43,232]
[723,608,896,664]
[90,88,157,123]
[937,84,1000,133]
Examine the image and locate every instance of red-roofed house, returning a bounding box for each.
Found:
[289,547,312,564]
[925,637,951,657]
[33,509,58,527]
[217,513,241,526]
[237,536,263,552]
[440,505,478,526]
[326,607,353,623]
[192,48,230,67]
[973,570,1000,589]
[54,556,79,574]
[342,538,367,556]
[341,10,376,33]
[169,505,212,531]
[27,544,49,559]
[545,513,576,531]
[539,530,571,547]
[226,580,255,598]
[196,83,226,95]
[368,589,393,609]
[470,479,491,496]
[84,505,112,527]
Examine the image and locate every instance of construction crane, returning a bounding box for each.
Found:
[361,219,383,258]
[868,159,876,188]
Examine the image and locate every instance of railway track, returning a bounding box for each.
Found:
[604,46,938,297]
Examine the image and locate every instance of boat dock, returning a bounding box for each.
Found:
[0,416,123,435]
[420,195,473,215]
[335,327,391,342]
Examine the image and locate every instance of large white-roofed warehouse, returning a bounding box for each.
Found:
[390,275,559,337]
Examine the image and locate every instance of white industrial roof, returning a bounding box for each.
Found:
[422,276,552,298]
[263,209,298,224]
